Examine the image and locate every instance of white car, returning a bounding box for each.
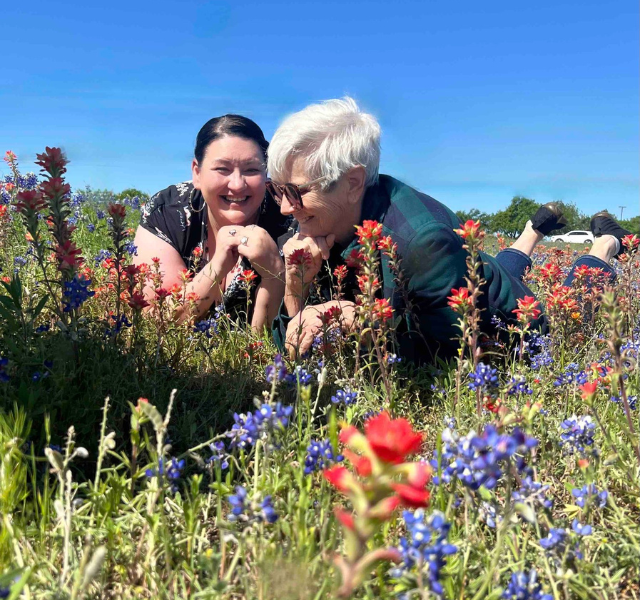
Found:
[549,230,594,244]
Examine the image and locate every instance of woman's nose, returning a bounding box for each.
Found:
[227,170,247,192]
[279,193,297,216]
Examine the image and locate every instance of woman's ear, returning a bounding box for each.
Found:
[346,166,366,204]
[191,158,201,189]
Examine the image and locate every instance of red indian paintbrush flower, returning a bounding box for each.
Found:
[14,190,47,214]
[128,291,150,311]
[35,147,68,176]
[579,381,598,400]
[372,298,393,322]
[334,264,348,282]
[287,248,312,268]
[364,411,423,464]
[512,295,541,323]
[355,220,383,244]
[323,465,351,493]
[55,240,83,271]
[447,287,471,310]
[107,202,126,220]
[238,269,257,285]
[40,177,71,200]
[453,219,483,240]
[391,483,431,508]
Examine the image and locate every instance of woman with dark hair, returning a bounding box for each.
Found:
[133,115,291,330]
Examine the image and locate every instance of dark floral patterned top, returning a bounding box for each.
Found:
[140,181,291,317]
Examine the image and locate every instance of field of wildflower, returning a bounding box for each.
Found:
[0,148,639,600]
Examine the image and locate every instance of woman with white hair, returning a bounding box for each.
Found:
[267,97,626,363]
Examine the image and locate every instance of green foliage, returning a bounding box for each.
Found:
[455,208,493,232]
[490,196,540,238]
[620,214,640,233]
[116,188,149,202]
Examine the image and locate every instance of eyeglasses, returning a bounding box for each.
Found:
[266,176,327,210]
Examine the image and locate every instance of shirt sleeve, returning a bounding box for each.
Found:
[271,299,292,353]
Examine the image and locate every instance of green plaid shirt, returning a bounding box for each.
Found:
[273,175,546,363]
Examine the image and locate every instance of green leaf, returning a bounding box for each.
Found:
[514,502,537,524]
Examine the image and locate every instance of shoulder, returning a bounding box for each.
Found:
[140,181,194,225]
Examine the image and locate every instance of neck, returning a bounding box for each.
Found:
[334,196,365,246]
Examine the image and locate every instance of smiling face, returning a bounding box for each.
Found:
[276,157,366,244]
[192,135,266,228]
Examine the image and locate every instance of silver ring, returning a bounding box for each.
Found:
[240,236,249,246]
[229,228,237,236]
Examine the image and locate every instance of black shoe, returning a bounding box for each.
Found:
[590,211,631,258]
[531,202,567,236]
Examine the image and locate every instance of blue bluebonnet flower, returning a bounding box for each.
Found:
[502,570,552,600]
[124,242,138,256]
[468,363,499,391]
[430,425,537,490]
[0,357,9,383]
[387,353,402,364]
[94,249,112,265]
[304,439,343,473]
[539,528,567,551]
[87,223,96,233]
[525,333,554,370]
[228,485,248,521]
[553,363,588,387]
[62,276,95,312]
[35,324,50,334]
[96,209,106,220]
[208,441,230,470]
[331,388,358,406]
[32,371,50,382]
[259,496,278,523]
[512,476,553,510]
[571,484,607,509]
[124,196,141,210]
[571,519,592,536]
[69,192,85,208]
[67,214,79,227]
[285,365,313,386]
[312,326,343,352]
[254,403,294,431]
[444,416,456,430]
[391,510,457,596]
[559,415,596,456]
[610,395,637,410]
[491,314,506,329]
[227,485,278,524]
[193,316,219,338]
[1,187,11,204]
[507,376,533,396]
[145,457,185,492]
[104,314,132,338]
[479,501,501,528]
[226,403,293,450]
[227,412,261,450]
[13,256,27,268]
[265,354,288,383]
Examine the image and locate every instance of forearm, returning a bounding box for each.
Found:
[251,279,285,332]
[170,259,226,322]
[283,280,310,317]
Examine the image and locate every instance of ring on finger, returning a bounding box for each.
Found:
[229,229,237,236]
[240,236,249,246]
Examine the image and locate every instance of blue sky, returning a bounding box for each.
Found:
[2,0,638,218]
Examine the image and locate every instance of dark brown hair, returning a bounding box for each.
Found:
[194,115,269,164]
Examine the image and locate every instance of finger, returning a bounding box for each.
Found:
[314,236,332,260]
[302,237,323,265]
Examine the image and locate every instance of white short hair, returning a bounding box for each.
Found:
[268,97,381,190]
